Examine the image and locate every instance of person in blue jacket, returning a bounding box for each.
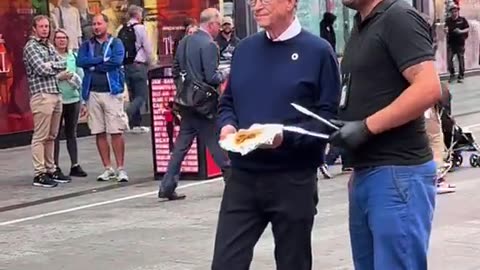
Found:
[76,13,129,183]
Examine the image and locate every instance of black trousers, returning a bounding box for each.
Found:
[211,169,318,270]
[54,101,81,166]
[160,111,230,195]
[447,46,465,78]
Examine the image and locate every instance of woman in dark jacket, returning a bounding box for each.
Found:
[320,12,337,52]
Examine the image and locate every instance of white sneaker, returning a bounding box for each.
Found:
[117,170,129,182]
[437,180,456,194]
[97,168,116,181]
[138,126,150,133]
[129,126,150,134]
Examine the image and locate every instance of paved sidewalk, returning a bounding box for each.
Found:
[0,132,154,209]
[448,75,480,116]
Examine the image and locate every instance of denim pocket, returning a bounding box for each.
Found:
[391,167,413,204]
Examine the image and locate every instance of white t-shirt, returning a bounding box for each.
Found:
[53,5,82,49]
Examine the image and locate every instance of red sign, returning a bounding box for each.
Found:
[151,78,199,173]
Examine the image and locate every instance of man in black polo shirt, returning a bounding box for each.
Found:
[445,5,469,83]
[329,0,441,269]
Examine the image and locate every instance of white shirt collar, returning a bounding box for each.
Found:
[266,17,302,42]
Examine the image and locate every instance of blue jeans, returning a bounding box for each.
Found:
[349,161,437,270]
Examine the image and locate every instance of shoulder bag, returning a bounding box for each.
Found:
[173,36,220,119]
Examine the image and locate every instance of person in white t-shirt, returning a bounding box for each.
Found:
[53,0,82,50]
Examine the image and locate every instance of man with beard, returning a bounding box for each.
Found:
[328,0,441,269]
[215,16,240,61]
[77,14,129,182]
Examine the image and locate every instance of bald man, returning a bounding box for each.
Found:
[158,8,231,200]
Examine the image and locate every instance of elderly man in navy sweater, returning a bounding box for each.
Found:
[211,0,340,269]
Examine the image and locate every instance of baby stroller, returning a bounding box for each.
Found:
[437,82,480,171]
[442,113,480,169]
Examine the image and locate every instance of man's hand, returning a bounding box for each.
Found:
[80,104,88,118]
[329,120,372,150]
[220,125,237,141]
[454,28,462,34]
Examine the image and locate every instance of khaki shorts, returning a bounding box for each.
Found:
[87,92,129,134]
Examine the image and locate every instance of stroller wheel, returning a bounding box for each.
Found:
[470,154,479,167]
[453,153,463,167]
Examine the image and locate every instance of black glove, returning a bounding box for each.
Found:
[329,120,373,150]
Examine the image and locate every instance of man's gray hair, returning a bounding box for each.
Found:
[199,8,221,25]
[128,5,144,19]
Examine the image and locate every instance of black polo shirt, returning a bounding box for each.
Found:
[445,16,469,48]
[339,0,434,168]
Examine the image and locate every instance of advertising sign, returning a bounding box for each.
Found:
[150,78,199,174]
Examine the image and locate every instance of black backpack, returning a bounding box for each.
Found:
[118,23,140,65]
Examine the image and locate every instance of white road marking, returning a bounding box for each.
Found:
[464,123,480,130]
[0,178,222,226]
[2,122,480,227]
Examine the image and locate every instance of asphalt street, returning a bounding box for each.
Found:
[1,78,480,269]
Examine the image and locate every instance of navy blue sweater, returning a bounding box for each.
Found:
[218,30,341,172]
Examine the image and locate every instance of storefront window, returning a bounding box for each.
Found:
[0,0,47,135]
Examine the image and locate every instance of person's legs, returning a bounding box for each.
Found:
[268,170,317,270]
[126,64,148,128]
[111,133,125,169]
[54,104,66,166]
[365,162,437,270]
[325,145,341,166]
[88,93,114,180]
[96,133,111,168]
[211,169,269,270]
[160,113,197,196]
[166,121,175,152]
[104,93,130,181]
[30,94,54,181]
[45,95,62,174]
[447,46,455,80]
[63,102,81,166]
[45,95,71,183]
[456,47,466,80]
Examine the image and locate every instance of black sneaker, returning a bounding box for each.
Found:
[158,191,186,201]
[49,168,72,183]
[457,76,464,83]
[70,164,88,177]
[33,173,58,188]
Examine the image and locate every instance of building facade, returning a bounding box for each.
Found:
[0,0,253,145]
